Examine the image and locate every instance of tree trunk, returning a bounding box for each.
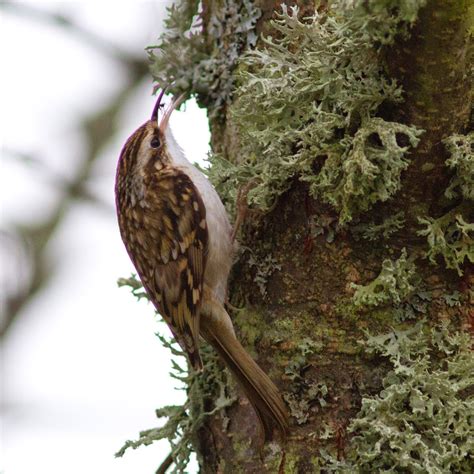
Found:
[193,1,472,472]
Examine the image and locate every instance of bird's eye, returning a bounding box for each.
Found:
[150,136,161,148]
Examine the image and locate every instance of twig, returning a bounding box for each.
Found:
[156,452,174,474]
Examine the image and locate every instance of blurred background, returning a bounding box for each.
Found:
[0,1,209,472]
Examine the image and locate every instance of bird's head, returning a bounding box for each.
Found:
[117,89,185,176]
[116,89,186,205]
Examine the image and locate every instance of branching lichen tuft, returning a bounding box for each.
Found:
[444,132,474,200]
[418,210,474,276]
[351,211,405,241]
[210,5,422,223]
[116,276,236,473]
[339,0,428,44]
[148,0,261,115]
[309,118,422,223]
[283,337,326,425]
[324,323,474,473]
[117,274,149,301]
[247,252,281,298]
[392,288,431,322]
[351,248,417,308]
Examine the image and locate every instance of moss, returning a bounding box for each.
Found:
[148,0,261,115]
[270,309,318,343]
[209,4,423,223]
[323,322,474,473]
[351,249,418,308]
[283,449,300,474]
[261,443,286,473]
[443,132,474,200]
[418,208,474,276]
[233,307,265,348]
[116,276,236,473]
[228,435,254,473]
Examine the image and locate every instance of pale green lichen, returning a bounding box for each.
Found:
[418,210,474,276]
[210,5,422,223]
[247,252,281,298]
[284,381,328,425]
[443,290,463,308]
[117,274,148,301]
[338,0,428,44]
[148,0,201,93]
[323,323,474,473]
[351,248,418,308]
[444,132,474,200]
[283,337,327,425]
[310,118,422,223]
[351,211,405,241]
[392,288,431,322]
[116,277,236,473]
[148,0,261,115]
[307,213,340,243]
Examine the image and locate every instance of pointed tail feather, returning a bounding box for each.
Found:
[202,318,289,441]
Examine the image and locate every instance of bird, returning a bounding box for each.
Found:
[115,89,289,442]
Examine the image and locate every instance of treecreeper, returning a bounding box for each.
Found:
[115,90,289,442]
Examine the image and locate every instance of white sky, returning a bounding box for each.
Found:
[1,1,209,472]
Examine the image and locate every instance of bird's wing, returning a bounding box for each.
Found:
[124,168,208,369]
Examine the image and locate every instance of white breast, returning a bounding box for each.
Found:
[165,128,234,303]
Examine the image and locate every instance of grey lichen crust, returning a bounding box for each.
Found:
[209,4,423,223]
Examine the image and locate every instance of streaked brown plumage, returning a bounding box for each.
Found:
[115,91,289,441]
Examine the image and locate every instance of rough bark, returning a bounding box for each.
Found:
[196,1,472,472]
[385,0,472,225]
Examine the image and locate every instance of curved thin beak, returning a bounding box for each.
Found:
[159,93,186,133]
[151,88,167,122]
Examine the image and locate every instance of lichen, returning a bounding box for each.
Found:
[115,276,236,473]
[209,4,422,223]
[351,211,405,241]
[283,337,327,425]
[444,132,474,200]
[147,0,261,115]
[418,209,474,276]
[307,213,340,243]
[339,0,428,44]
[117,274,149,301]
[322,323,474,473]
[311,118,422,223]
[443,290,463,308]
[247,252,282,298]
[284,381,329,425]
[351,248,418,308]
[392,288,432,322]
